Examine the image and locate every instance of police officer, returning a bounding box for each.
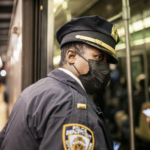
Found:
[0,15,119,150]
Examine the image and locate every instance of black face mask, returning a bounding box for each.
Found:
[73,54,110,95]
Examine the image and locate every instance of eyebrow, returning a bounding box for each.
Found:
[94,49,102,54]
[98,50,104,55]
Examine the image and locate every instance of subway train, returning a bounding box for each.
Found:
[0,0,150,150]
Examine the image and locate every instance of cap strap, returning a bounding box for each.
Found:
[75,35,116,57]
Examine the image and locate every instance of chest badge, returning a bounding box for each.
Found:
[77,103,87,109]
[111,25,118,42]
[62,124,95,150]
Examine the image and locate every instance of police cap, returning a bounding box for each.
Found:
[56,15,120,64]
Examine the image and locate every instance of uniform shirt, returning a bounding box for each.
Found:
[0,69,113,150]
[58,68,85,91]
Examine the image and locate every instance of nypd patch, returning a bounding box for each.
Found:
[62,124,94,150]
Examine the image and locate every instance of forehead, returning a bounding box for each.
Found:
[83,44,109,56]
[82,44,110,62]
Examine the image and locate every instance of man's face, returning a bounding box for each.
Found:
[73,44,109,76]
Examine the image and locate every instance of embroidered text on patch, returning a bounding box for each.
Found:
[62,124,94,150]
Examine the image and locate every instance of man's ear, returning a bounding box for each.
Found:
[66,49,76,64]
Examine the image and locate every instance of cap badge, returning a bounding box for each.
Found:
[111,26,118,42]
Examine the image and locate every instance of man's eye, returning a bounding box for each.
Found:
[95,55,103,61]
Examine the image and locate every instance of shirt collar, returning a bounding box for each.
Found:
[58,68,85,91]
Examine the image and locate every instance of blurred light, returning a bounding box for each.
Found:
[116,37,150,50]
[54,0,64,7]
[129,24,133,33]
[143,108,150,117]
[133,39,144,46]
[53,8,57,13]
[143,17,150,28]
[145,37,150,43]
[116,43,125,50]
[13,50,20,61]
[117,27,125,37]
[40,5,43,10]
[53,55,61,66]
[54,0,64,3]
[54,0,64,14]
[13,35,22,62]
[62,1,68,10]
[110,64,117,71]
[10,57,15,65]
[18,35,21,42]
[0,70,6,77]
[113,142,121,150]
[117,17,150,35]
[17,36,22,50]
[132,20,144,32]
[0,57,3,68]
[67,12,71,21]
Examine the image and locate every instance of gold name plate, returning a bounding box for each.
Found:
[77,103,87,109]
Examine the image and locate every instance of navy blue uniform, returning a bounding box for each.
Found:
[0,69,113,150]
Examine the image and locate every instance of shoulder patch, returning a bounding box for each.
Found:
[62,124,94,150]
